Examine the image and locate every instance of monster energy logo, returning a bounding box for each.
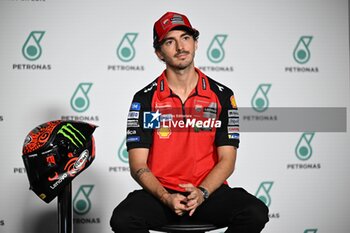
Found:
[57,123,86,147]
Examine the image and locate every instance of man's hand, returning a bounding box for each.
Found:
[178,183,205,216]
[161,192,189,216]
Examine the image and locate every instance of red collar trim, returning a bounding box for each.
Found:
[157,68,211,100]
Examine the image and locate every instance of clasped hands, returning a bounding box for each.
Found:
[161,183,205,216]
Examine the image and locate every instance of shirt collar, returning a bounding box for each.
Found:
[157,67,211,100]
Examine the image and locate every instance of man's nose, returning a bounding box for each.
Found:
[176,40,185,51]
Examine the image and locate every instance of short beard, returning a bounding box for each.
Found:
[166,51,196,70]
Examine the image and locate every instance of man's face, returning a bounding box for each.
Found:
[156,29,197,70]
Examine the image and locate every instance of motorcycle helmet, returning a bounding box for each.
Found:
[22,120,97,203]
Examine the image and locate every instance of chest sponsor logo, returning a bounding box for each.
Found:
[157,127,172,139]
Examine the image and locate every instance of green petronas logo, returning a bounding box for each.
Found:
[295,132,315,161]
[22,31,45,61]
[255,181,273,207]
[57,123,86,147]
[251,84,272,112]
[304,229,318,233]
[117,33,138,62]
[293,36,313,64]
[71,83,93,113]
[207,34,227,63]
[73,185,94,215]
[118,138,129,163]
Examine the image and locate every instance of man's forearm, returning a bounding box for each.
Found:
[131,166,169,202]
[199,146,237,195]
[128,148,169,202]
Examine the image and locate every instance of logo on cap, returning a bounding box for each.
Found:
[162,14,185,29]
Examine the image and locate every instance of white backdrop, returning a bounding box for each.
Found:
[0,0,349,232]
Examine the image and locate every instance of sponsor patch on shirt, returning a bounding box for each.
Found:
[227,127,239,133]
[228,133,240,139]
[203,102,217,118]
[127,129,137,135]
[228,118,239,126]
[228,109,239,117]
[127,120,140,128]
[230,95,237,109]
[127,136,140,142]
[128,111,140,119]
[130,102,141,111]
[157,127,172,139]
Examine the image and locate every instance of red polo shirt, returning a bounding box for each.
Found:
[126,68,239,191]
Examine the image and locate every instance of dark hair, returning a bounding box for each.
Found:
[153,27,200,51]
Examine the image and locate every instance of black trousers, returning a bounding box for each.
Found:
[110,185,269,233]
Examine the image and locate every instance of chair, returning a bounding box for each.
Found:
[151,216,224,233]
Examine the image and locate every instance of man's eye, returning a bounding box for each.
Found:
[165,40,173,45]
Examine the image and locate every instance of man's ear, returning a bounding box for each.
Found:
[155,49,164,61]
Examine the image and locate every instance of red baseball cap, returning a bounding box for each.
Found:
[153,12,198,45]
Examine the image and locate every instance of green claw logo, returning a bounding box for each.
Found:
[57,123,86,147]
[22,31,45,61]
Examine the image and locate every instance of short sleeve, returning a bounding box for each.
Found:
[215,90,240,148]
[126,93,153,150]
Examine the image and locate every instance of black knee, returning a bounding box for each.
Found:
[110,205,149,233]
[248,200,269,229]
[110,206,133,232]
[110,206,122,232]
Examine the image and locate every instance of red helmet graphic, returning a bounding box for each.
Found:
[22,120,97,203]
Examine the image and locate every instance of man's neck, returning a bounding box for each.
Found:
[165,65,198,103]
